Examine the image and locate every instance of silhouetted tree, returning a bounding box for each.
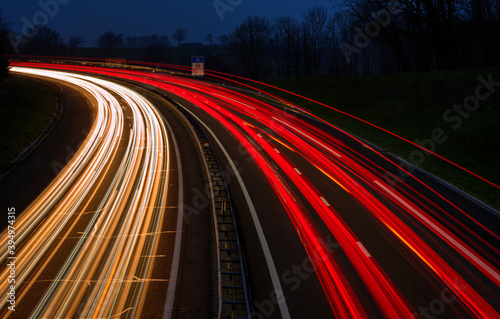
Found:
[333,0,500,72]
[228,16,271,79]
[300,20,313,76]
[24,25,64,55]
[271,17,301,78]
[126,36,138,47]
[69,36,85,48]
[304,6,328,75]
[206,33,214,45]
[218,35,229,45]
[172,29,187,46]
[97,31,123,57]
[225,1,500,77]
[326,14,340,74]
[68,36,85,56]
[97,31,123,49]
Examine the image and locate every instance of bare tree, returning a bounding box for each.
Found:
[159,35,171,47]
[304,6,329,75]
[97,31,123,57]
[126,36,138,47]
[172,29,187,46]
[206,33,214,45]
[218,35,229,45]
[24,25,64,55]
[224,0,500,76]
[300,20,313,76]
[332,0,500,72]
[326,14,341,74]
[97,31,123,49]
[69,36,85,48]
[68,36,85,56]
[228,16,272,79]
[272,16,301,78]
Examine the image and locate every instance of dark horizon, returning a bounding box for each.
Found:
[1,0,329,46]
[1,0,499,77]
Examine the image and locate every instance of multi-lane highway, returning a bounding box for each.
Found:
[1,62,499,318]
[0,68,178,318]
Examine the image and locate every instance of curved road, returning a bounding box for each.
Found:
[1,68,175,318]
[1,63,499,319]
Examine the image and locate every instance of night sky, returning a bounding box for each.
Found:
[2,0,331,46]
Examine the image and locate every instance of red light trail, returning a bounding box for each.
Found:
[6,61,499,318]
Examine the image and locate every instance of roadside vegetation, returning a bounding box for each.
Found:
[262,68,500,210]
[0,76,59,171]
[0,7,10,80]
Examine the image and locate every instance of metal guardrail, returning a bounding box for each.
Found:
[56,73,253,318]
[170,101,252,319]
[123,81,252,318]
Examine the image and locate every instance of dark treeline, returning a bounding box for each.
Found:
[96,31,173,62]
[0,18,174,61]
[226,11,333,79]
[227,0,500,78]
[126,35,171,48]
[0,8,10,80]
[336,0,500,73]
[8,27,172,54]
[2,1,500,80]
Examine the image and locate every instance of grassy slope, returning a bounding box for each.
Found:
[0,75,59,170]
[262,69,500,209]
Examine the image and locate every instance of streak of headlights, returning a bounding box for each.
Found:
[0,67,170,318]
[9,63,499,318]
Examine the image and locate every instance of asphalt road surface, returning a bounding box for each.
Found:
[0,68,211,319]
[1,62,499,319]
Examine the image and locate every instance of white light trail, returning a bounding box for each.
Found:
[0,67,171,318]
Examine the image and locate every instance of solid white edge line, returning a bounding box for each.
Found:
[373,180,500,283]
[162,117,184,319]
[183,106,292,319]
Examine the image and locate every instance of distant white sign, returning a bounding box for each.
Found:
[192,56,204,76]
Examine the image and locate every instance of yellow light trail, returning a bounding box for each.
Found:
[0,68,171,318]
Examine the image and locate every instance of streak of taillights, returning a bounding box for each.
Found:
[145,72,499,317]
[179,93,415,318]
[184,97,371,318]
[8,62,499,318]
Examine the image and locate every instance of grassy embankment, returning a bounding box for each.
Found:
[0,75,59,171]
[261,69,500,210]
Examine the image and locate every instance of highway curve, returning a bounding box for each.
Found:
[2,63,500,319]
[0,68,176,318]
